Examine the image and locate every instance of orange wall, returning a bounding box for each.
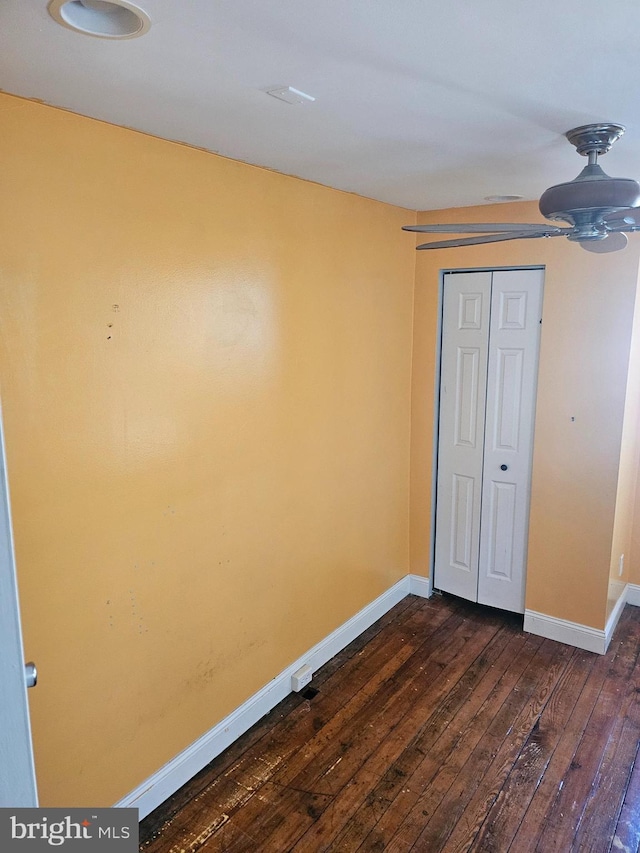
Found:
[623,267,640,589]
[632,464,640,586]
[410,202,640,630]
[610,263,640,611]
[4,90,640,809]
[0,94,415,806]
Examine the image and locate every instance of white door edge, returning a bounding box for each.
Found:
[0,404,38,806]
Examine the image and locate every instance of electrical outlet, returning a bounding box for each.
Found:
[291,664,313,692]
[619,554,625,577]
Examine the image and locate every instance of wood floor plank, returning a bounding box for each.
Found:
[384,638,573,852]
[613,742,640,853]
[328,620,535,852]
[574,716,640,853]
[571,624,640,853]
[138,599,640,853]
[289,610,517,851]
[501,648,613,853]
[467,647,595,852]
[221,608,498,851]
[293,621,518,852]
[440,641,577,853]
[257,606,469,800]
[350,631,546,852]
[531,609,640,853]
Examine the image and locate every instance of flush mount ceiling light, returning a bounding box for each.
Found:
[48,0,151,39]
[484,194,524,203]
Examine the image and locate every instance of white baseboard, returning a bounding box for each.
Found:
[626,584,640,607]
[524,609,608,655]
[608,578,626,604]
[115,575,413,819]
[604,584,628,651]
[409,573,432,598]
[525,579,635,656]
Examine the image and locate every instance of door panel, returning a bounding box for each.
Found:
[450,473,475,571]
[492,348,524,452]
[454,347,483,447]
[477,269,543,612]
[434,272,491,601]
[483,480,517,580]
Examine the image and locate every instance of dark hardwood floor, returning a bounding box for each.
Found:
[139,593,640,852]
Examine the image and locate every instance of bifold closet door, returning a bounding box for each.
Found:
[434,271,492,603]
[434,268,543,614]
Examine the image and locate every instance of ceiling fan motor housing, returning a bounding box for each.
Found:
[539,123,640,239]
[539,167,640,237]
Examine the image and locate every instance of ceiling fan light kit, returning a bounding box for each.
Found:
[404,123,640,253]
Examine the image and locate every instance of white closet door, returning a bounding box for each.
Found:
[477,269,543,612]
[434,268,543,614]
[434,271,492,602]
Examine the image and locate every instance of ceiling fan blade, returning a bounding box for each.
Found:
[416,230,569,250]
[580,232,628,253]
[403,223,562,234]
[602,211,640,231]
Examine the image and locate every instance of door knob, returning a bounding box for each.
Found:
[24,662,37,689]
[500,464,508,471]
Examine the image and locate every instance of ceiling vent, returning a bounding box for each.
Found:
[265,86,316,105]
[48,0,151,39]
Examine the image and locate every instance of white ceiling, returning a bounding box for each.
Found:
[3,1,640,211]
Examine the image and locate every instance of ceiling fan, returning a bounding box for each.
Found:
[403,123,640,253]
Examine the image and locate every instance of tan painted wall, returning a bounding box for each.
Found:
[631,355,640,579]
[4,91,639,810]
[631,464,640,585]
[623,267,640,589]
[0,95,415,806]
[410,202,640,630]
[609,264,640,612]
